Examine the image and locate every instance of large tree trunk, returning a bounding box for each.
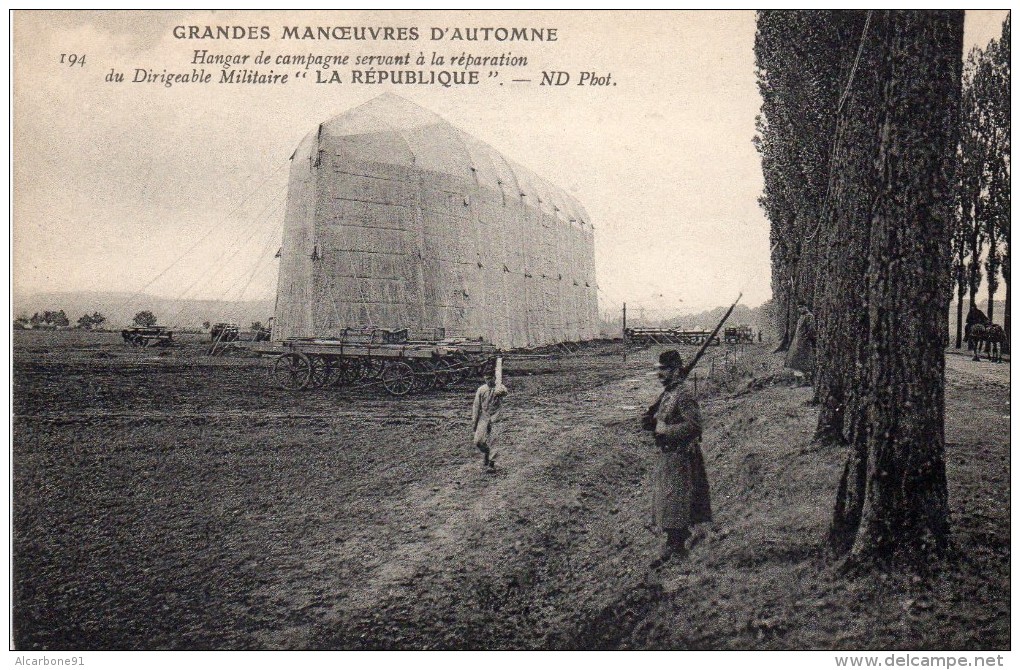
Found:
[985,126,1002,324]
[1005,280,1011,354]
[967,189,984,312]
[987,155,995,326]
[953,239,967,349]
[828,10,962,565]
[987,223,998,323]
[814,11,874,442]
[955,288,964,349]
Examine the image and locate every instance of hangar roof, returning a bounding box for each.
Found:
[298,93,591,226]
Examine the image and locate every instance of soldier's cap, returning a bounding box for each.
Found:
[657,349,684,369]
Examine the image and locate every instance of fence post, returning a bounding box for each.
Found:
[622,302,627,362]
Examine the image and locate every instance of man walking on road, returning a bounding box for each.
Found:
[642,349,712,568]
[473,367,508,472]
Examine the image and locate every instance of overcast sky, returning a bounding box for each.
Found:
[13,10,1009,317]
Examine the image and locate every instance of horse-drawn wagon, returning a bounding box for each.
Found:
[723,325,755,344]
[210,322,240,342]
[258,328,497,396]
[121,326,174,347]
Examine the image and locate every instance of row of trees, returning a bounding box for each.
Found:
[77,312,108,330]
[755,10,969,567]
[952,17,1011,348]
[14,312,269,331]
[755,11,849,347]
[760,13,1011,350]
[13,311,72,329]
[13,310,154,329]
[14,311,70,329]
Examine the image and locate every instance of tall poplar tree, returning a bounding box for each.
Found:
[757,10,964,566]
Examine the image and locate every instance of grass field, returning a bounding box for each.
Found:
[11,330,1010,650]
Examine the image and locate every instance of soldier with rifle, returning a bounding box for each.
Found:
[640,295,739,568]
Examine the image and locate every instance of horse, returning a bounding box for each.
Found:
[968,322,1006,363]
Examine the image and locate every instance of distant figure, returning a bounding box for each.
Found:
[966,304,989,328]
[965,305,989,354]
[472,368,508,472]
[785,305,816,384]
[969,322,1005,363]
[641,350,712,568]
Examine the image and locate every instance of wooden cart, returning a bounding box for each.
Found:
[121,326,174,347]
[723,325,755,344]
[259,329,497,396]
[624,327,720,346]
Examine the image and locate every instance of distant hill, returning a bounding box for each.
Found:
[661,304,763,332]
[597,303,768,339]
[12,291,274,329]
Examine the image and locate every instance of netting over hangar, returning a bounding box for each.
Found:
[273,93,598,349]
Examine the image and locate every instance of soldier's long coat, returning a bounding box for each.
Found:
[643,382,712,531]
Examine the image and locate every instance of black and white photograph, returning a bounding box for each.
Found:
[9,9,1012,663]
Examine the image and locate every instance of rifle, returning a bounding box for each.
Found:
[681,293,742,378]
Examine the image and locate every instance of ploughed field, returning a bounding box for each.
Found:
[12,331,1010,649]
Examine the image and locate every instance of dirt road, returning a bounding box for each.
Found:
[944,351,1010,385]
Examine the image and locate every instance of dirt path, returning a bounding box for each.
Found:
[245,360,672,649]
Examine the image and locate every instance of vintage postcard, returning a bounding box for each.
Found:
[10,9,1011,663]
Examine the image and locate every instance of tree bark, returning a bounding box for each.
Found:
[987,224,997,323]
[955,290,964,349]
[953,229,967,349]
[967,189,985,312]
[987,141,998,323]
[1005,280,1011,354]
[828,10,961,564]
[814,11,875,443]
[968,215,979,313]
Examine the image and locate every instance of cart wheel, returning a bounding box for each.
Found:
[360,358,386,381]
[472,358,494,379]
[412,360,436,393]
[433,358,456,390]
[273,353,313,390]
[336,359,361,386]
[455,355,474,383]
[309,356,332,389]
[324,358,345,387]
[382,360,415,396]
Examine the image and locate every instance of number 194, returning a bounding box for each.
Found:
[60,53,86,66]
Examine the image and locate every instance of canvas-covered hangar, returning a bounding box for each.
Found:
[272,93,599,349]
